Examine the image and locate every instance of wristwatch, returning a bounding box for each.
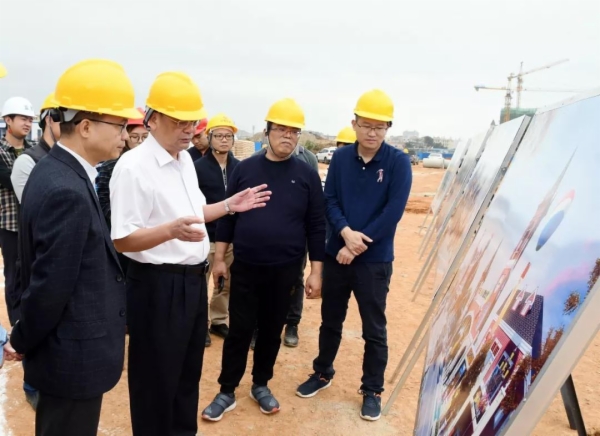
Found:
[224,199,235,215]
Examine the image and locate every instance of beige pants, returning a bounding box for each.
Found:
[206,242,234,326]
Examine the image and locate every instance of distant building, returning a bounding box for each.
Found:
[432,137,455,149]
[403,130,419,141]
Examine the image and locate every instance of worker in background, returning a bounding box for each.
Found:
[110,72,270,436]
[0,65,21,370]
[11,94,62,203]
[187,117,209,161]
[9,93,61,411]
[195,113,240,348]
[9,58,140,436]
[297,90,412,422]
[201,98,325,422]
[0,96,34,326]
[96,107,147,274]
[250,130,318,349]
[335,126,356,148]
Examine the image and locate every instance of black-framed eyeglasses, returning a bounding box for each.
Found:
[212,133,234,141]
[270,125,302,137]
[74,118,128,133]
[129,133,149,143]
[355,122,388,135]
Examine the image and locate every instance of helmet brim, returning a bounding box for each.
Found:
[354,110,393,122]
[265,117,305,129]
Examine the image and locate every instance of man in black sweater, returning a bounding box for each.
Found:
[194,113,240,347]
[201,98,326,422]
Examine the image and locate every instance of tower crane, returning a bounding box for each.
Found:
[475,59,583,122]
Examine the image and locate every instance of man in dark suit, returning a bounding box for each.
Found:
[9,58,142,436]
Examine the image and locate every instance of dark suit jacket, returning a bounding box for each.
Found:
[10,145,127,400]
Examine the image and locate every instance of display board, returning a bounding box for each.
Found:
[433,116,530,292]
[431,129,490,239]
[430,138,470,215]
[415,92,600,436]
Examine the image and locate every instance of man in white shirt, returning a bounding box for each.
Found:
[110,71,271,436]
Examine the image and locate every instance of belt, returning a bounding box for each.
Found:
[132,260,210,276]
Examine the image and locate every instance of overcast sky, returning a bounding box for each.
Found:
[1,0,598,139]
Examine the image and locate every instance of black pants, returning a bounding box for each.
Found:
[313,256,392,393]
[219,259,303,392]
[36,392,102,436]
[0,229,18,325]
[286,253,307,326]
[126,260,208,436]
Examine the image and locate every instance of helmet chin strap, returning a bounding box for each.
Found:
[265,135,296,160]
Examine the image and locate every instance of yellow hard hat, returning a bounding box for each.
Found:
[54,59,141,119]
[40,93,58,111]
[403,148,409,154]
[354,89,394,122]
[336,126,357,144]
[207,113,238,134]
[265,98,305,129]
[0,63,7,78]
[146,71,205,121]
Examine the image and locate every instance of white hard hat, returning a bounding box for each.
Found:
[1,97,35,118]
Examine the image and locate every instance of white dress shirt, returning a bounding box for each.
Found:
[10,154,36,203]
[57,143,98,185]
[110,134,210,265]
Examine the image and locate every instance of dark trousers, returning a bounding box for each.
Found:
[126,260,208,436]
[0,229,19,325]
[313,256,392,393]
[219,259,303,392]
[286,253,307,326]
[35,392,103,436]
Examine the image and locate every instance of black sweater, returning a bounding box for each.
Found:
[216,153,326,266]
[194,151,240,242]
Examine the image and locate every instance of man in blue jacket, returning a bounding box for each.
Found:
[296,90,413,421]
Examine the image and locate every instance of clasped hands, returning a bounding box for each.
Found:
[1,340,23,368]
[336,227,372,265]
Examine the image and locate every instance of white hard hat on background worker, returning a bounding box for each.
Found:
[1,96,35,118]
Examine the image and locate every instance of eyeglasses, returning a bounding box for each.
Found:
[129,133,149,143]
[212,133,234,141]
[270,126,302,137]
[163,114,200,130]
[75,118,128,133]
[355,122,388,135]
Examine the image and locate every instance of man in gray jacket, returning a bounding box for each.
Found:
[252,144,319,347]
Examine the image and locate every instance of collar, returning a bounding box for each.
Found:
[1,135,31,151]
[56,143,98,184]
[353,141,386,163]
[147,134,178,167]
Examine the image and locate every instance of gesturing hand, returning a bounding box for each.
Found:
[228,184,271,213]
[341,228,372,256]
[169,216,206,242]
